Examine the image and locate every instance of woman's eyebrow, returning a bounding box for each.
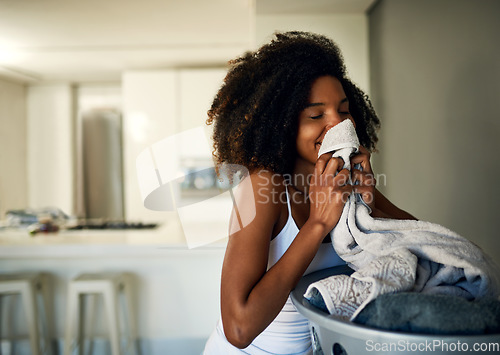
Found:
[304,97,348,109]
[304,102,325,108]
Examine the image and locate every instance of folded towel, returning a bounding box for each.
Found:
[354,292,500,335]
[304,120,500,321]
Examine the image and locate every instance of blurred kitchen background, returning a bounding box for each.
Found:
[0,0,499,354]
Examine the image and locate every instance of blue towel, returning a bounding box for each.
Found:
[353,292,500,335]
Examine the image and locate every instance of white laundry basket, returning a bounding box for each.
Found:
[290,265,500,355]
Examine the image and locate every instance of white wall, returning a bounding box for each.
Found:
[0,78,27,218]
[256,14,370,93]
[178,68,225,132]
[122,71,180,224]
[369,0,500,265]
[27,85,74,215]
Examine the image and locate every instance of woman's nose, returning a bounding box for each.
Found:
[323,112,344,131]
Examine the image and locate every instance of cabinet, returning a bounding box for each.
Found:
[122,69,228,237]
[27,85,74,214]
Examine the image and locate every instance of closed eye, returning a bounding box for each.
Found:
[310,114,324,119]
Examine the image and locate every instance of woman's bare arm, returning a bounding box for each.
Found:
[220,171,323,348]
[372,188,417,220]
[221,156,351,348]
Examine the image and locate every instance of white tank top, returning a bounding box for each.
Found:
[267,185,345,275]
[204,186,345,355]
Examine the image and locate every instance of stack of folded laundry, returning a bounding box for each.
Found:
[304,120,500,334]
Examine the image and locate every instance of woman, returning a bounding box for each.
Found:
[203,31,414,354]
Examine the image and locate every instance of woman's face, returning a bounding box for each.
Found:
[295,75,355,169]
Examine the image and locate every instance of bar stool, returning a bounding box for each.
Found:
[64,272,139,355]
[0,272,53,355]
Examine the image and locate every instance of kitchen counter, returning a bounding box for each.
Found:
[0,215,228,258]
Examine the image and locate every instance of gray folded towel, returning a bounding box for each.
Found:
[353,292,500,335]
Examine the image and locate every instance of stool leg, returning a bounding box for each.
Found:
[78,294,86,355]
[64,285,79,355]
[123,278,139,355]
[103,284,121,355]
[39,275,54,355]
[86,294,99,355]
[1,294,15,355]
[6,294,17,354]
[20,282,40,355]
[1,295,9,343]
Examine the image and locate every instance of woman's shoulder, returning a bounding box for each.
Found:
[229,169,287,228]
[246,168,287,201]
[235,169,286,213]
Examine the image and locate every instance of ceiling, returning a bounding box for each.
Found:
[257,0,376,14]
[0,0,376,83]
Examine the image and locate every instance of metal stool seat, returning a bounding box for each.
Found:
[0,272,53,355]
[64,272,139,355]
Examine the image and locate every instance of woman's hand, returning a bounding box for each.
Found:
[307,153,352,236]
[351,146,377,212]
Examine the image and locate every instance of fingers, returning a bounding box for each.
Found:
[315,153,332,176]
[333,168,351,187]
[352,169,376,187]
[315,150,371,194]
[324,156,344,177]
[313,154,332,187]
[311,160,352,193]
[353,185,375,205]
[310,169,352,208]
[354,184,374,195]
[350,146,372,173]
[314,153,344,183]
[334,169,353,202]
[352,163,376,208]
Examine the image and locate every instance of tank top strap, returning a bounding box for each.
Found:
[284,184,292,215]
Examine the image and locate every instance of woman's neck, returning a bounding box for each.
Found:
[290,158,315,199]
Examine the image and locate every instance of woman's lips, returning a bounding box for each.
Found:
[317,131,328,147]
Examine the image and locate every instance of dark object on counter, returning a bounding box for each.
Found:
[28,220,60,235]
[67,220,158,230]
[353,292,500,335]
